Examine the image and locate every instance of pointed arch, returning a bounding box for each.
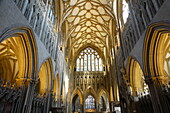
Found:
[84,86,97,100]
[0,25,38,85]
[75,46,104,71]
[126,56,148,96]
[97,86,110,103]
[36,58,54,95]
[71,87,83,104]
[143,22,170,78]
[75,44,105,62]
[97,87,110,112]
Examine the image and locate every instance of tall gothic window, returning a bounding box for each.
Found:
[76,47,103,71]
[85,95,95,109]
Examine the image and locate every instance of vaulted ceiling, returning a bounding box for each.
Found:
[62,0,116,58]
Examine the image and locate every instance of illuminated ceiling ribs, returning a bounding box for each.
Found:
[63,0,114,52]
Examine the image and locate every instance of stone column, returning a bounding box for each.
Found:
[44,93,52,113]
[21,79,37,113]
[145,76,163,113]
[28,5,34,22]
[153,76,170,113]
[80,104,84,113]
[96,101,99,113]
[21,0,28,14]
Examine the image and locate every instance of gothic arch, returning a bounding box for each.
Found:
[143,22,170,79]
[0,26,38,86]
[71,87,83,104]
[36,58,54,95]
[126,56,148,96]
[97,87,110,112]
[97,87,110,103]
[84,86,97,100]
[75,44,105,63]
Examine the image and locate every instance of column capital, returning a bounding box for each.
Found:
[145,76,169,85]
[15,77,38,86]
[153,76,169,85]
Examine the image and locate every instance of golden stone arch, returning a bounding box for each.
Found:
[71,87,83,104]
[36,58,54,95]
[0,26,38,86]
[84,86,97,100]
[143,23,170,80]
[97,87,110,104]
[126,57,148,96]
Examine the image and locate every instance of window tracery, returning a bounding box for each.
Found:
[85,95,95,109]
[76,47,103,71]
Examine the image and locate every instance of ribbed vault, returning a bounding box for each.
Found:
[63,0,115,55]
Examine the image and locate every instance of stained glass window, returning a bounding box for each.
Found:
[76,47,103,71]
[85,95,95,109]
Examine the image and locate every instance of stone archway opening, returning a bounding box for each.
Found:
[85,95,96,113]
